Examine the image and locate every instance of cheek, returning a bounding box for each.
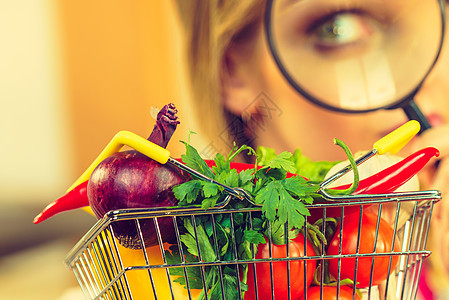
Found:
[259,44,339,132]
[414,4,449,120]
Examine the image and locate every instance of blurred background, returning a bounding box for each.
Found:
[0,0,197,298]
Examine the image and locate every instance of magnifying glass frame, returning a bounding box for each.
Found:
[264,0,447,117]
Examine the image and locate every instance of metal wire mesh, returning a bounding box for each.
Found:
[65,193,439,300]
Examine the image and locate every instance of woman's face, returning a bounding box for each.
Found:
[223,1,449,161]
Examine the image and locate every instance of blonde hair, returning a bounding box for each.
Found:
[174,0,265,156]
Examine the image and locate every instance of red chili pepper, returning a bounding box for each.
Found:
[308,147,440,222]
[33,181,89,224]
[32,160,279,224]
[34,148,439,224]
[330,147,440,194]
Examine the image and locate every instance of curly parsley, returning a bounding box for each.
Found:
[167,137,357,299]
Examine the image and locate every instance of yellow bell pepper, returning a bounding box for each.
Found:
[118,243,201,299]
[89,234,201,299]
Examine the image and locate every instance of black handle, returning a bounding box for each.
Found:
[402,99,432,134]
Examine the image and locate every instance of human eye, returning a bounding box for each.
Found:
[307,11,379,53]
[271,2,391,59]
[305,10,383,56]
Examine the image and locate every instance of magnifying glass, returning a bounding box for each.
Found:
[265,0,446,133]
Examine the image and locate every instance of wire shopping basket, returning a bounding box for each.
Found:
[63,120,441,299]
[65,189,440,300]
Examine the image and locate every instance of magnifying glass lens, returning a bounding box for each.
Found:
[268,0,444,112]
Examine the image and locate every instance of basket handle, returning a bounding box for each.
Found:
[373,120,420,155]
[67,131,170,192]
[321,120,421,188]
[69,121,420,193]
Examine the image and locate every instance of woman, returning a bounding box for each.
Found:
[175,0,449,159]
[174,0,449,298]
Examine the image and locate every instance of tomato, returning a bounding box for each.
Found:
[244,234,316,300]
[306,286,360,300]
[327,212,400,288]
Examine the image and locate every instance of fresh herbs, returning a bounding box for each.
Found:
[166,213,251,300]
[173,142,257,210]
[173,141,321,230]
[257,145,340,182]
[168,138,357,299]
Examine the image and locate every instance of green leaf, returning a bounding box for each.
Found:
[165,246,204,288]
[202,182,219,198]
[256,166,287,181]
[180,141,215,178]
[254,181,276,206]
[214,170,229,185]
[180,218,216,263]
[222,272,241,299]
[171,268,204,290]
[292,148,340,181]
[173,180,203,205]
[220,214,232,228]
[233,212,245,226]
[165,249,178,263]
[239,168,255,186]
[284,174,307,185]
[212,152,229,174]
[215,223,231,257]
[258,181,281,221]
[302,195,314,205]
[268,219,299,245]
[201,195,219,210]
[180,233,201,257]
[196,222,217,262]
[238,237,253,261]
[265,151,296,173]
[250,217,264,231]
[224,169,239,187]
[277,188,308,229]
[244,229,266,244]
[256,146,278,166]
[282,176,319,197]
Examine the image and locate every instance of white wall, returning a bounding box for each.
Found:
[0,0,74,204]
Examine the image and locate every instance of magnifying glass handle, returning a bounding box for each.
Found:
[402,99,432,134]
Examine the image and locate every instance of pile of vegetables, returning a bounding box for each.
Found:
[34,103,440,299]
[164,140,437,299]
